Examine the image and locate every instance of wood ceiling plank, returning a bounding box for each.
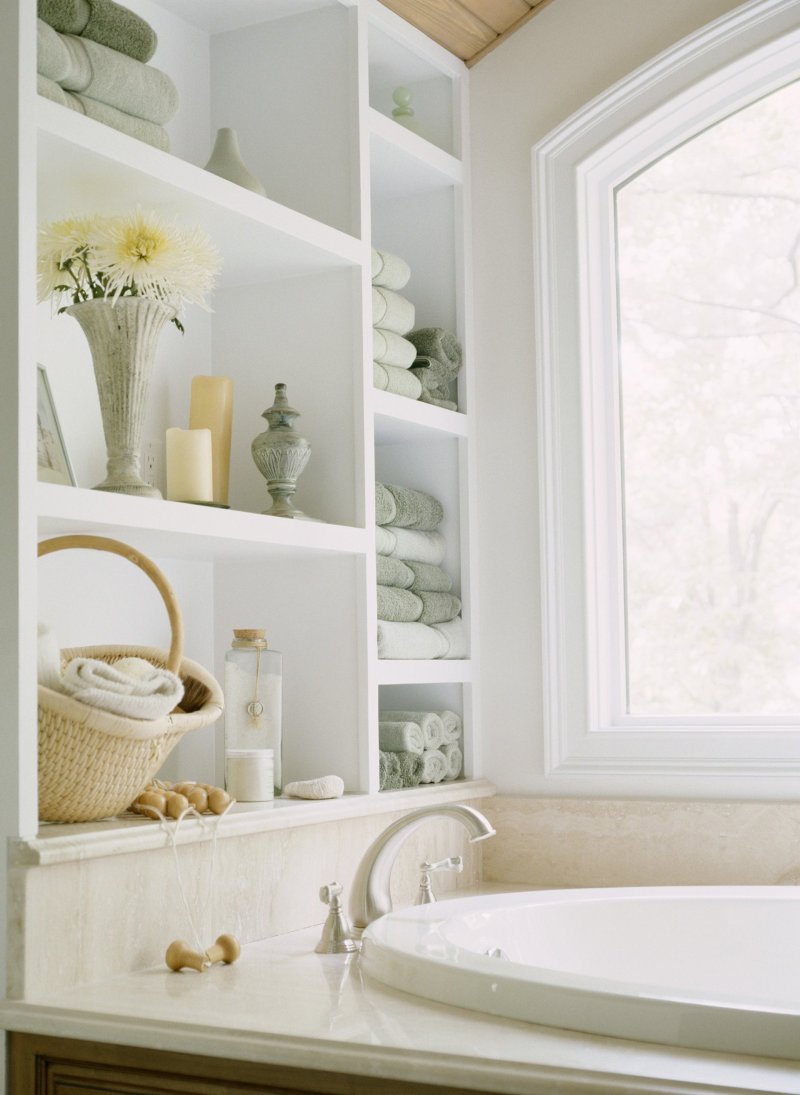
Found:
[467,0,556,65]
[379,0,497,61]
[458,0,533,35]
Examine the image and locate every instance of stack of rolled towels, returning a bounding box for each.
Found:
[376,482,465,660]
[372,247,422,400]
[36,0,178,151]
[378,709,463,790]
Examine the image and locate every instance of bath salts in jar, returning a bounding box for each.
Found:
[224,628,282,795]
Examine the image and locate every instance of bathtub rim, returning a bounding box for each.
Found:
[359,885,800,1062]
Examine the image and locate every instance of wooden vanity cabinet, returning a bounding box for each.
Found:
[8,1033,504,1095]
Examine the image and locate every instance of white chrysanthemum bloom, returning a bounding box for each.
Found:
[38,209,221,327]
[90,209,220,314]
[36,215,102,304]
[92,208,188,308]
[176,224,221,310]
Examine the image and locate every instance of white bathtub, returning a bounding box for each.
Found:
[360,887,800,1059]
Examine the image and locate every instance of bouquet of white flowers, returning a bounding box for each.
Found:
[38,208,220,332]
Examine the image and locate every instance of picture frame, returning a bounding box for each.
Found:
[37,364,76,486]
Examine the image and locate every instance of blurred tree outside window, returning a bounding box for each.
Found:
[617,79,800,717]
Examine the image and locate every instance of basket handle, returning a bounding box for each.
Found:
[38,535,184,674]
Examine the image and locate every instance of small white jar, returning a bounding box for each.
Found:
[225,748,274,802]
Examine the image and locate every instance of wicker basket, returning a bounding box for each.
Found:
[38,534,224,823]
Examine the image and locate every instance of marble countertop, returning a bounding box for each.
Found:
[2,926,799,1095]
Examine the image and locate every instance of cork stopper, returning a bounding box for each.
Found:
[232,628,268,649]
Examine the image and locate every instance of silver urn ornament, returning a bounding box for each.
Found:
[251,383,311,519]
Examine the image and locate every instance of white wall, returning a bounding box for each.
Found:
[470,0,748,795]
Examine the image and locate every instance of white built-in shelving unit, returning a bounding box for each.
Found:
[21,0,479,838]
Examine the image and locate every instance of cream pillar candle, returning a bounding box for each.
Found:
[189,375,233,505]
[165,427,213,502]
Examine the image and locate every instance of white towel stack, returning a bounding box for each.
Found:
[376,482,466,660]
[371,248,422,400]
[380,709,464,783]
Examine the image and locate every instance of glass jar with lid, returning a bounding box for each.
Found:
[223,628,282,796]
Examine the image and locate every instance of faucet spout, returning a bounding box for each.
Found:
[349,804,495,930]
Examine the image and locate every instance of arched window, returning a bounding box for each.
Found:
[534,0,800,795]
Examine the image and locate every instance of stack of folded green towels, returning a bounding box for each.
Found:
[36,0,178,151]
[378,709,463,790]
[376,482,466,660]
[372,247,422,400]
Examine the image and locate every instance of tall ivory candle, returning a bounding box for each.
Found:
[166,427,213,502]
[189,376,233,505]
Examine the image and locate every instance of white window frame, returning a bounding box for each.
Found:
[534,0,800,793]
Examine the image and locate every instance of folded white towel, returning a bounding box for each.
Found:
[441,741,463,781]
[384,527,447,566]
[371,248,411,290]
[376,620,449,660]
[38,622,63,692]
[373,327,417,367]
[419,748,447,784]
[439,709,463,743]
[379,720,425,755]
[372,286,415,335]
[375,525,396,556]
[432,616,467,659]
[61,655,184,720]
[381,711,444,750]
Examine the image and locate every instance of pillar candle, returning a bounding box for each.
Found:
[189,375,233,505]
[165,427,213,502]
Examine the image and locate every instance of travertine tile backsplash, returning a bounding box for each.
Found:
[482,796,800,888]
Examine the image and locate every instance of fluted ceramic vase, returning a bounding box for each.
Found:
[251,383,311,518]
[68,297,173,498]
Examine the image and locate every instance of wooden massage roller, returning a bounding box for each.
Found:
[165,934,241,972]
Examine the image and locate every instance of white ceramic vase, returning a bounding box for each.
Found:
[68,297,174,498]
[204,127,266,196]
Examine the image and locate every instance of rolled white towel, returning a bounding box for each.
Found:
[373,327,417,367]
[61,655,184,720]
[439,710,463,743]
[371,248,411,290]
[441,741,463,781]
[38,621,63,692]
[381,711,444,750]
[372,286,415,335]
[419,748,447,784]
[283,775,344,800]
[379,720,425,755]
[373,361,423,399]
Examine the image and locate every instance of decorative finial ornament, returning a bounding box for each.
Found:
[251,383,311,519]
[391,86,419,133]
